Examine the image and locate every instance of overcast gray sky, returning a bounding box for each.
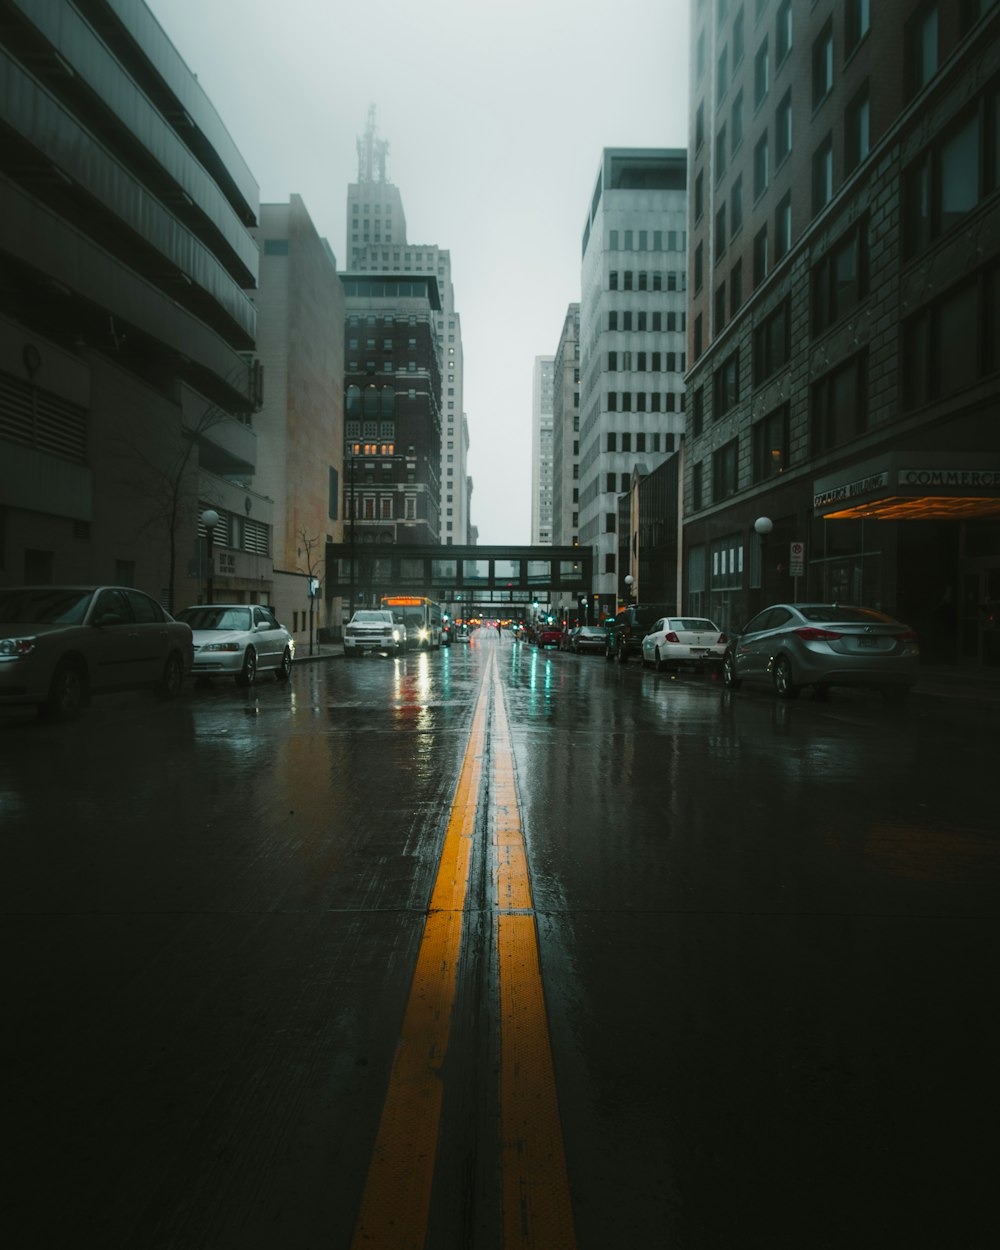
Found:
[146,0,691,544]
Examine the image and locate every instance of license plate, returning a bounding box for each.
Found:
[857,637,879,647]
[690,647,708,655]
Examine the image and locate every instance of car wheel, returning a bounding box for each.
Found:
[236,647,257,687]
[156,651,184,701]
[42,659,87,721]
[275,647,292,681]
[722,652,742,691]
[773,654,800,700]
[654,648,664,673]
[882,685,911,706]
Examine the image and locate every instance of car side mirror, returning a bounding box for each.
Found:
[94,612,125,627]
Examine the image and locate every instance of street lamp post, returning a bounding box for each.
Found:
[624,573,634,602]
[201,509,219,605]
[347,447,356,627]
[754,516,773,613]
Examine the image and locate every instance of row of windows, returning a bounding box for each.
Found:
[346,495,419,521]
[604,430,675,455]
[606,392,685,414]
[690,262,999,510]
[607,351,688,373]
[607,229,687,252]
[608,270,686,292]
[347,361,426,375]
[347,314,425,328]
[607,310,687,332]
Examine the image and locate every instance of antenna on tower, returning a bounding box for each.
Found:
[356,104,390,183]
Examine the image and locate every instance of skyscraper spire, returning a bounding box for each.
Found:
[356,103,390,184]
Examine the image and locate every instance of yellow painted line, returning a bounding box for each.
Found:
[491,665,577,1249]
[350,668,490,1250]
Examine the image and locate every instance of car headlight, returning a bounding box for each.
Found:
[419,628,429,640]
[392,630,400,641]
[201,642,242,652]
[0,636,37,658]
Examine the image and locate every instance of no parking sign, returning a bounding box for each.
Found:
[790,541,805,576]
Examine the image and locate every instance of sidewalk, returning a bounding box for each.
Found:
[292,643,1000,710]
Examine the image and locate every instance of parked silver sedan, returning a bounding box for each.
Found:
[641,616,727,671]
[722,602,920,702]
[0,585,192,719]
[175,604,293,686]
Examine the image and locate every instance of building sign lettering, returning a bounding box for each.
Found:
[813,472,888,509]
[898,469,1000,489]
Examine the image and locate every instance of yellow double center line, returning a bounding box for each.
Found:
[351,651,576,1249]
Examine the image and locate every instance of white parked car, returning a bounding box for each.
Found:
[175,604,293,686]
[641,616,728,672]
[344,609,405,656]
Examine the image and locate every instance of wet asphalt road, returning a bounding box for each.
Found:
[3,632,998,1249]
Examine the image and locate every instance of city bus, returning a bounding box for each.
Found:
[380,596,446,651]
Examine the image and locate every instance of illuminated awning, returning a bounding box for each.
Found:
[813,454,1000,521]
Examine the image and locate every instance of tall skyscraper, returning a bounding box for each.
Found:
[578,149,689,616]
[531,357,555,544]
[683,0,1000,662]
[551,304,581,549]
[346,108,471,545]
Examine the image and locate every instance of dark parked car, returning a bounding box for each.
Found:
[721,602,920,702]
[0,585,192,720]
[605,603,675,663]
[569,625,608,654]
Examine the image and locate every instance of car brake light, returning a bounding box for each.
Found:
[795,627,843,641]
[664,631,680,643]
[717,633,727,644]
[897,630,918,643]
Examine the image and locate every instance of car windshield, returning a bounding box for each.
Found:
[797,604,890,624]
[353,611,389,622]
[178,606,252,631]
[0,587,93,625]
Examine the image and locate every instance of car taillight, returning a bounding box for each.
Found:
[897,630,919,643]
[664,631,680,643]
[795,627,843,641]
[717,633,728,644]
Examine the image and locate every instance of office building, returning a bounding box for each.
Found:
[347,108,471,545]
[0,0,266,609]
[684,0,1000,664]
[551,304,581,549]
[578,149,689,618]
[251,197,345,639]
[531,356,555,544]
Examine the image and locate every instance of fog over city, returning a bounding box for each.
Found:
[145,0,691,543]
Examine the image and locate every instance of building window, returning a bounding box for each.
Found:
[908,3,939,96]
[812,134,834,213]
[752,403,790,481]
[608,351,618,372]
[610,271,618,290]
[695,242,704,292]
[775,89,792,166]
[812,19,834,108]
[606,513,617,533]
[695,170,704,220]
[692,461,704,511]
[774,192,792,261]
[715,203,727,257]
[713,349,740,416]
[754,132,769,199]
[712,438,740,501]
[730,259,744,315]
[811,216,869,335]
[692,386,704,437]
[731,174,744,237]
[753,225,768,287]
[731,91,744,159]
[810,351,869,454]
[903,96,993,257]
[715,281,727,331]
[754,38,769,108]
[752,298,790,384]
[845,83,870,173]
[902,271,994,410]
[607,432,617,451]
[776,0,792,65]
[717,45,729,103]
[733,6,745,66]
[715,124,728,180]
[696,100,705,151]
[845,0,871,55]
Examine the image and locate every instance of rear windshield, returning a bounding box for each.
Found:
[797,605,890,624]
[669,618,717,631]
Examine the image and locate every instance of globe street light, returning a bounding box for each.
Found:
[200,509,219,605]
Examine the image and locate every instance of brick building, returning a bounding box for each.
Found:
[684,0,1000,664]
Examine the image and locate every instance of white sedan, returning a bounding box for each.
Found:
[175,604,294,686]
[640,616,728,672]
